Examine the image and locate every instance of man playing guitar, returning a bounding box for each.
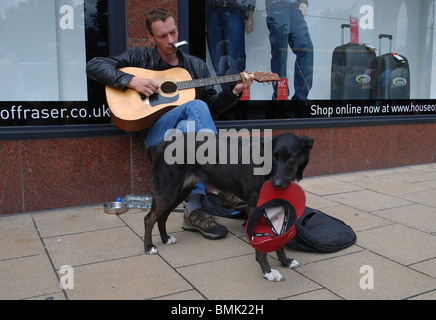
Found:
[87,8,254,242]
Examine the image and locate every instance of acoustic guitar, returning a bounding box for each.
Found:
[105,67,279,131]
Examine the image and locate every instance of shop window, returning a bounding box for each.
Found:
[1,0,435,136]
[0,0,114,127]
[200,0,436,120]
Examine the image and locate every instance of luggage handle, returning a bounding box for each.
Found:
[379,34,393,56]
[339,23,375,51]
[341,24,351,45]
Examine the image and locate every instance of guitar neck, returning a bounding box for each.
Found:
[177,73,244,90]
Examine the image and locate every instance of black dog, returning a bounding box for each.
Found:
[144,132,314,281]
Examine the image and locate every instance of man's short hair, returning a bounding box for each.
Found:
[146,8,176,35]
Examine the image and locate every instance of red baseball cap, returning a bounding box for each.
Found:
[245,181,306,253]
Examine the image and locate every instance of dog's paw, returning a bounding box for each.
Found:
[289,259,300,269]
[165,236,177,245]
[263,269,284,282]
[146,247,158,255]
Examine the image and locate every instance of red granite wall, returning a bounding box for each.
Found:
[2,123,435,215]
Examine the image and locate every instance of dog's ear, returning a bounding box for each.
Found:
[301,135,314,154]
[295,136,314,181]
[270,134,279,148]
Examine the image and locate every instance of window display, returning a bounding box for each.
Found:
[205,0,436,118]
[1,0,435,129]
[0,0,87,101]
[0,0,111,126]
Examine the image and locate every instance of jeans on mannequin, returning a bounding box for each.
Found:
[266,2,314,100]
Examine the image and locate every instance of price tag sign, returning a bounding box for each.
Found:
[350,17,359,44]
[277,78,288,100]
[240,87,251,101]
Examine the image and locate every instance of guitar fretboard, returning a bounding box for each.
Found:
[177,74,244,90]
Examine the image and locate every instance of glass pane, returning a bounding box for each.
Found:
[0,0,111,127]
[205,0,436,118]
[0,0,87,102]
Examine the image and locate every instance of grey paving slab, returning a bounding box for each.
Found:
[0,227,45,260]
[63,255,192,300]
[325,190,412,212]
[297,250,436,300]
[304,192,339,209]
[300,176,363,195]
[0,213,34,230]
[401,189,436,208]
[352,177,431,196]
[155,231,254,268]
[320,204,393,232]
[410,258,436,279]
[1,163,435,301]
[283,288,343,300]
[372,204,436,233]
[43,226,145,269]
[32,205,125,238]
[0,255,61,300]
[177,254,321,300]
[356,224,436,265]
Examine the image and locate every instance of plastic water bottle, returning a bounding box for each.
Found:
[117,195,153,210]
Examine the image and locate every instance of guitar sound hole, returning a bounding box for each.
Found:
[160,81,177,94]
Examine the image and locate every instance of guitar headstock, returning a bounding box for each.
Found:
[251,71,280,83]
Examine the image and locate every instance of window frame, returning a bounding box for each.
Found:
[0,0,127,140]
[186,0,436,129]
[1,0,435,141]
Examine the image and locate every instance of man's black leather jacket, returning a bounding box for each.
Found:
[86,46,241,116]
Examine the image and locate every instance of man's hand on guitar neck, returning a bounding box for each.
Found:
[232,71,255,97]
[127,77,160,97]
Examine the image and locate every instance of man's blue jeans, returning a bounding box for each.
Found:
[266,1,314,100]
[207,7,246,90]
[145,99,217,197]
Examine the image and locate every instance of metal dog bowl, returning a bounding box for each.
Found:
[103,202,127,215]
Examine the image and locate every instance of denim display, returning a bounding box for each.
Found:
[266,0,314,100]
[207,6,247,90]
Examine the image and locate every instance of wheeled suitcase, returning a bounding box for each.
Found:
[376,34,410,99]
[331,24,377,99]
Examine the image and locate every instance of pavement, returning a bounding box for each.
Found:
[1,163,436,301]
